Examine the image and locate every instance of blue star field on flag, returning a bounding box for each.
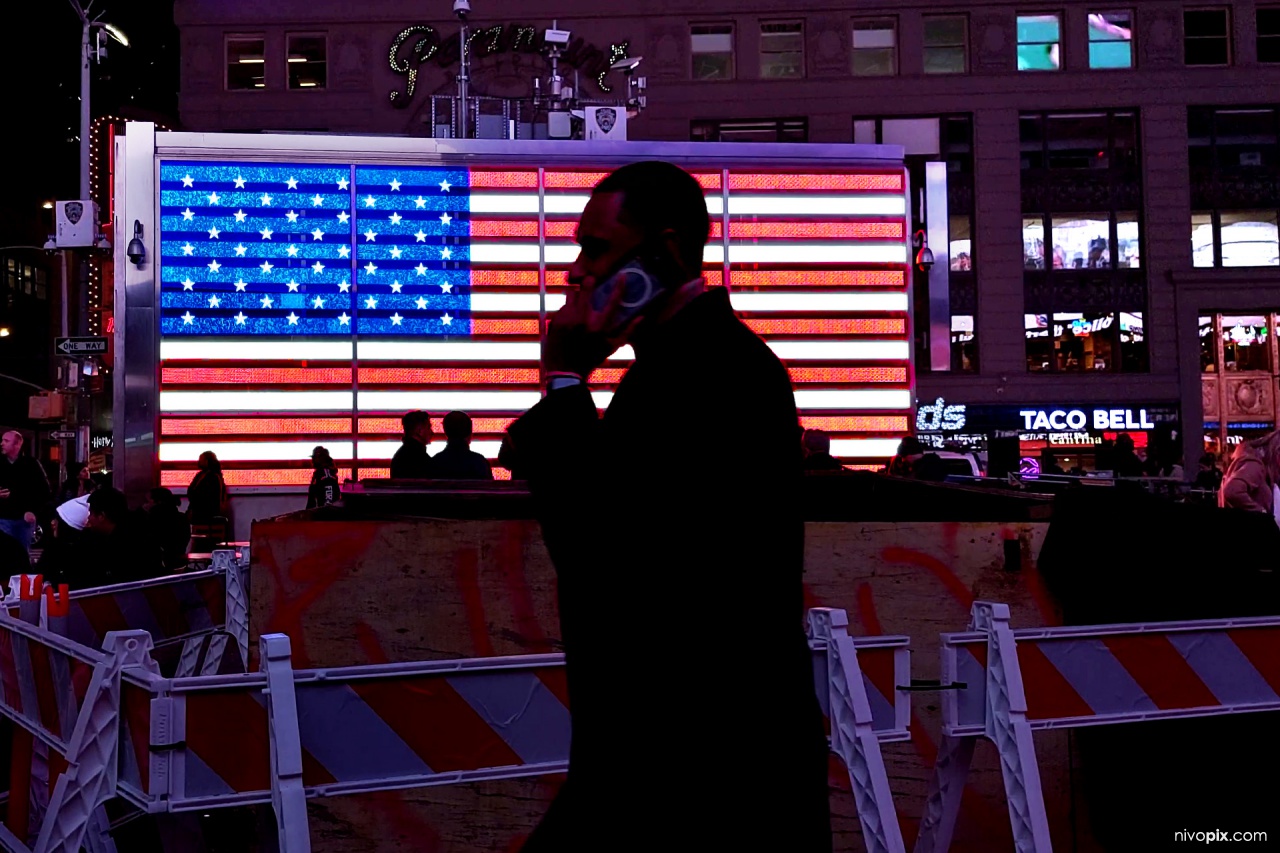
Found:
[158,160,473,336]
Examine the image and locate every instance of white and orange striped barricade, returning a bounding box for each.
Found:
[915,601,1280,853]
[0,606,153,853]
[807,608,911,853]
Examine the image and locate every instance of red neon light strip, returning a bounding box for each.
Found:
[160,469,355,488]
[468,171,540,189]
[359,417,516,434]
[800,416,911,433]
[728,269,905,288]
[357,368,541,385]
[788,367,909,384]
[728,221,905,241]
[470,220,540,239]
[471,270,540,287]
[728,173,904,192]
[543,171,722,190]
[161,367,353,386]
[161,418,353,436]
[744,318,908,336]
[470,319,541,336]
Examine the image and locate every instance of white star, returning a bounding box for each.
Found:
[312,261,325,274]
[207,191,220,205]
[311,227,324,240]
[312,194,324,207]
[441,313,453,326]
[337,177,349,190]
[207,259,221,272]
[364,229,377,242]
[440,212,452,226]
[181,208,194,221]
[181,243,194,256]
[440,282,453,293]
[364,195,377,208]
[260,193,272,206]
[260,227,273,240]
[208,226,221,239]
[286,177,299,190]
[312,295,325,308]
[390,312,404,326]
[181,174,194,187]
[440,247,452,260]
[260,260,274,273]
[338,312,351,325]
[364,261,378,274]
[286,280,300,292]
[234,209,247,223]
[286,210,300,224]
[234,279,247,291]
[208,295,221,308]
[286,312,300,325]
[337,211,350,224]
[260,295,274,308]
[234,244,247,256]
[390,246,402,259]
[414,230,427,243]
[389,212,403,225]
[337,280,351,292]
[415,196,427,209]
[415,296,429,309]
[389,178,402,191]
[286,245,299,257]
[365,296,378,309]
[390,281,403,293]
[337,245,351,258]
[181,278,194,291]
[181,311,195,324]
[439,179,451,192]
[234,175,246,188]
[415,263,428,276]
[234,311,247,325]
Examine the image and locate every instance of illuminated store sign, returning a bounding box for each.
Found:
[1019,407,1156,431]
[916,397,967,432]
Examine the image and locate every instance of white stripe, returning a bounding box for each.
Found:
[729,292,909,312]
[793,390,912,410]
[160,390,353,412]
[477,243,727,265]
[159,441,355,462]
[727,244,906,264]
[541,195,727,216]
[729,195,905,216]
[161,340,354,361]
[469,194,540,214]
[356,390,615,411]
[831,439,901,458]
[165,339,908,365]
[471,293,567,313]
[357,440,505,461]
[357,340,542,361]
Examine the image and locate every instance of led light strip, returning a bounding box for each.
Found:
[829,438,902,458]
[792,390,912,410]
[356,390,615,411]
[532,194,908,217]
[160,390,354,412]
[469,291,908,314]
[159,441,357,463]
[161,340,354,361]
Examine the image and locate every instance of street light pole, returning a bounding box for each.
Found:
[80,16,91,200]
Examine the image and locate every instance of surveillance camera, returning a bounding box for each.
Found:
[95,235,112,251]
[544,28,571,46]
[610,55,643,72]
[126,219,146,266]
[43,238,58,252]
[452,0,470,18]
[915,246,935,272]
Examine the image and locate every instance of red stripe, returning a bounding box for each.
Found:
[163,367,352,385]
[499,525,551,653]
[729,172,903,192]
[743,318,907,336]
[72,593,130,646]
[801,415,910,433]
[163,417,353,436]
[790,367,908,384]
[122,683,152,792]
[359,367,540,385]
[142,583,193,641]
[350,674,524,772]
[197,576,228,628]
[544,171,721,190]
[471,318,541,336]
[1016,642,1095,721]
[6,727,31,837]
[857,647,898,714]
[470,220,539,239]
[359,416,515,435]
[1226,626,1280,695]
[454,549,495,657]
[28,644,60,735]
[469,171,539,189]
[0,631,21,714]
[536,667,571,709]
[1102,634,1220,711]
[729,269,905,288]
[729,221,906,240]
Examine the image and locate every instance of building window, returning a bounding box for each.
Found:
[852,19,897,76]
[1257,9,1280,63]
[691,118,808,143]
[923,16,968,74]
[1192,211,1280,267]
[226,35,266,90]
[691,24,735,80]
[1189,107,1280,265]
[1089,12,1133,68]
[287,34,327,89]
[1026,312,1146,372]
[760,21,804,79]
[1184,9,1231,66]
[1017,14,1062,71]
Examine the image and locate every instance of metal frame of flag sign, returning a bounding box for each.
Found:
[114,128,914,492]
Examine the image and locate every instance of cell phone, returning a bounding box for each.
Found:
[588,250,683,334]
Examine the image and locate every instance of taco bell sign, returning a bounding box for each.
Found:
[1019,407,1157,431]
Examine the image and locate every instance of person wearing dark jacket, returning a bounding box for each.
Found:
[0,431,51,554]
[389,411,434,479]
[56,462,95,506]
[430,412,494,480]
[143,487,191,571]
[187,451,229,551]
[307,446,341,508]
[801,428,847,472]
[43,490,164,588]
[507,162,831,851]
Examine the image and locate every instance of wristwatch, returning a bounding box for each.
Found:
[546,373,584,392]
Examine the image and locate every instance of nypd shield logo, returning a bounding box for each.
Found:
[595,108,617,135]
[65,202,84,225]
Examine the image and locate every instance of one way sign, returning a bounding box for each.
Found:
[55,336,108,356]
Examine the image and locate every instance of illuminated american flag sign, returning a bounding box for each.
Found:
[156,158,912,488]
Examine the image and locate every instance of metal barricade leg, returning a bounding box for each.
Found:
[260,634,310,853]
[912,735,975,853]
